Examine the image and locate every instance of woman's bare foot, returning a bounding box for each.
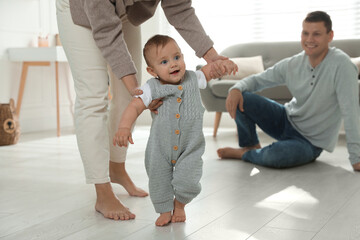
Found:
[95,182,135,220]
[110,161,148,197]
[156,212,172,226]
[217,144,261,159]
[171,199,186,223]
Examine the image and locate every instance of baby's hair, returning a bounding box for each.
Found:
[143,34,176,66]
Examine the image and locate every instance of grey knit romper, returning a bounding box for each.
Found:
[145,70,205,213]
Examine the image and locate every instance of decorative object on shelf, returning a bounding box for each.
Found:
[0,99,20,146]
[38,33,49,47]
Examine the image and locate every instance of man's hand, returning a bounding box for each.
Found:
[352,162,360,171]
[226,89,244,119]
[113,127,133,147]
[148,98,163,114]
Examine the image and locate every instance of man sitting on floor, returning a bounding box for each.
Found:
[217,11,360,171]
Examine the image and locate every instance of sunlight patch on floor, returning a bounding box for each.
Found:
[250,167,260,176]
[255,186,319,219]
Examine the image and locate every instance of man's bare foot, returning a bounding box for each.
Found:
[217,144,261,159]
[95,183,135,220]
[110,161,148,197]
[171,199,186,223]
[352,162,360,171]
[156,212,172,226]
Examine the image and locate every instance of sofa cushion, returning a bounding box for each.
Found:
[221,56,264,80]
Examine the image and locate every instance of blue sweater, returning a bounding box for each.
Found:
[231,47,360,165]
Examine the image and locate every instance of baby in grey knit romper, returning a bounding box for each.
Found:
[113,35,237,226]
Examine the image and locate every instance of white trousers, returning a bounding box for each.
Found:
[56,0,142,184]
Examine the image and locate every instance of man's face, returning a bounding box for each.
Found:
[146,40,186,85]
[301,21,333,61]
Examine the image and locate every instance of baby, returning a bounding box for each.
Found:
[113,34,237,226]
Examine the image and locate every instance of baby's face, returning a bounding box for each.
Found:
[147,40,186,85]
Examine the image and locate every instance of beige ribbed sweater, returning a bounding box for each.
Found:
[69,0,213,80]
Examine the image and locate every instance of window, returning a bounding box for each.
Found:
[159,0,360,69]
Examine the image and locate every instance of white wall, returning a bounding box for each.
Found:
[0,0,76,134]
[0,1,236,134]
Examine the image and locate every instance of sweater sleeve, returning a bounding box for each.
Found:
[230,58,288,93]
[335,57,360,165]
[82,0,136,80]
[136,83,152,108]
[195,70,207,89]
[161,0,214,58]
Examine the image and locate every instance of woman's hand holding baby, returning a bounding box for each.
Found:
[202,59,238,81]
[212,59,238,78]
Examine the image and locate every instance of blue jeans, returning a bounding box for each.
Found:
[236,92,322,168]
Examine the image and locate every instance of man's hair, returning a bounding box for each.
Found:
[143,34,176,66]
[304,11,332,33]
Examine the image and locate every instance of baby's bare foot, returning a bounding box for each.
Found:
[156,212,172,226]
[110,162,148,197]
[171,199,186,223]
[95,183,135,220]
[217,144,261,159]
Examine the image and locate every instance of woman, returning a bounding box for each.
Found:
[56,0,227,220]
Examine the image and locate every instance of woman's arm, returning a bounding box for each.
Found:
[121,74,142,96]
[161,1,231,78]
[161,0,214,59]
[81,0,137,80]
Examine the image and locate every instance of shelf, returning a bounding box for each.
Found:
[8,46,67,62]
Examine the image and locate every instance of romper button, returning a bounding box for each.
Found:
[173,145,178,151]
[175,113,180,119]
[171,160,176,164]
[178,85,183,90]
[175,129,180,135]
[177,97,182,103]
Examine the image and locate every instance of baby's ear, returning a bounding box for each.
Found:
[146,66,157,78]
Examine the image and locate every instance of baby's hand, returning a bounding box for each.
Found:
[113,127,134,147]
[210,59,238,79]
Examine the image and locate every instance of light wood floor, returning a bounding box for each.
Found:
[0,126,359,240]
